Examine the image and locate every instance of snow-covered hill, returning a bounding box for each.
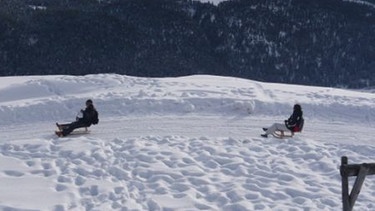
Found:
[0,74,374,210]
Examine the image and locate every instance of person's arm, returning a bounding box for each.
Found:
[286,112,298,127]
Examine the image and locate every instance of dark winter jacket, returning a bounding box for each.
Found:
[285,107,303,132]
[78,104,99,126]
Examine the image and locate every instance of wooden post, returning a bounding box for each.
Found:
[341,156,350,211]
[340,156,375,211]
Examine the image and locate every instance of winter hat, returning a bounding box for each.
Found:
[86,99,93,105]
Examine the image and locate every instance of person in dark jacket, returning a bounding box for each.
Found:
[56,99,99,137]
[261,104,303,138]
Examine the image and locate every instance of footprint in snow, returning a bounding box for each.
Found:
[3,170,24,177]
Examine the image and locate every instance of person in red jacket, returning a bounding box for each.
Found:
[261,104,303,138]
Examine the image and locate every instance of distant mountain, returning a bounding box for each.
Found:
[0,0,374,88]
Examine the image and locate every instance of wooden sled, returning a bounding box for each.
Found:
[55,127,89,137]
[272,117,305,139]
[55,122,89,137]
[272,119,304,139]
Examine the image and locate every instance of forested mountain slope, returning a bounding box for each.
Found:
[0,0,374,88]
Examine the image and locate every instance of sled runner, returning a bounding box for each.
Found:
[272,130,298,139]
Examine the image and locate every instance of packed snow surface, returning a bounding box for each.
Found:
[0,74,374,211]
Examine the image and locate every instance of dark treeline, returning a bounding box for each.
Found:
[0,0,374,88]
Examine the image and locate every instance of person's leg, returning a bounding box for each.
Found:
[56,123,70,131]
[265,123,289,135]
[61,121,86,136]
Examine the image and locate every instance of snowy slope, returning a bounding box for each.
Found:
[0,74,374,211]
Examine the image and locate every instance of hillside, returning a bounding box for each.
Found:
[0,0,374,88]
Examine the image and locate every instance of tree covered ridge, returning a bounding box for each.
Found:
[0,0,374,88]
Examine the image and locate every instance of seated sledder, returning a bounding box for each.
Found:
[261,104,304,138]
[56,99,99,137]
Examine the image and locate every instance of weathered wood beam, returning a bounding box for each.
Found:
[349,165,368,209]
[340,160,375,177]
[341,157,350,211]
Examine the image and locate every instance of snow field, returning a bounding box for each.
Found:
[0,74,374,210]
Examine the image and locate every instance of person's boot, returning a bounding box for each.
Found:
[55,131,63,137]
[261,134,268,138]
[262,128,268,132]
[56,122,62,131]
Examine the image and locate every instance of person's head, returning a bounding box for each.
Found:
[293,104,301,111]
[86,99,93,107]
